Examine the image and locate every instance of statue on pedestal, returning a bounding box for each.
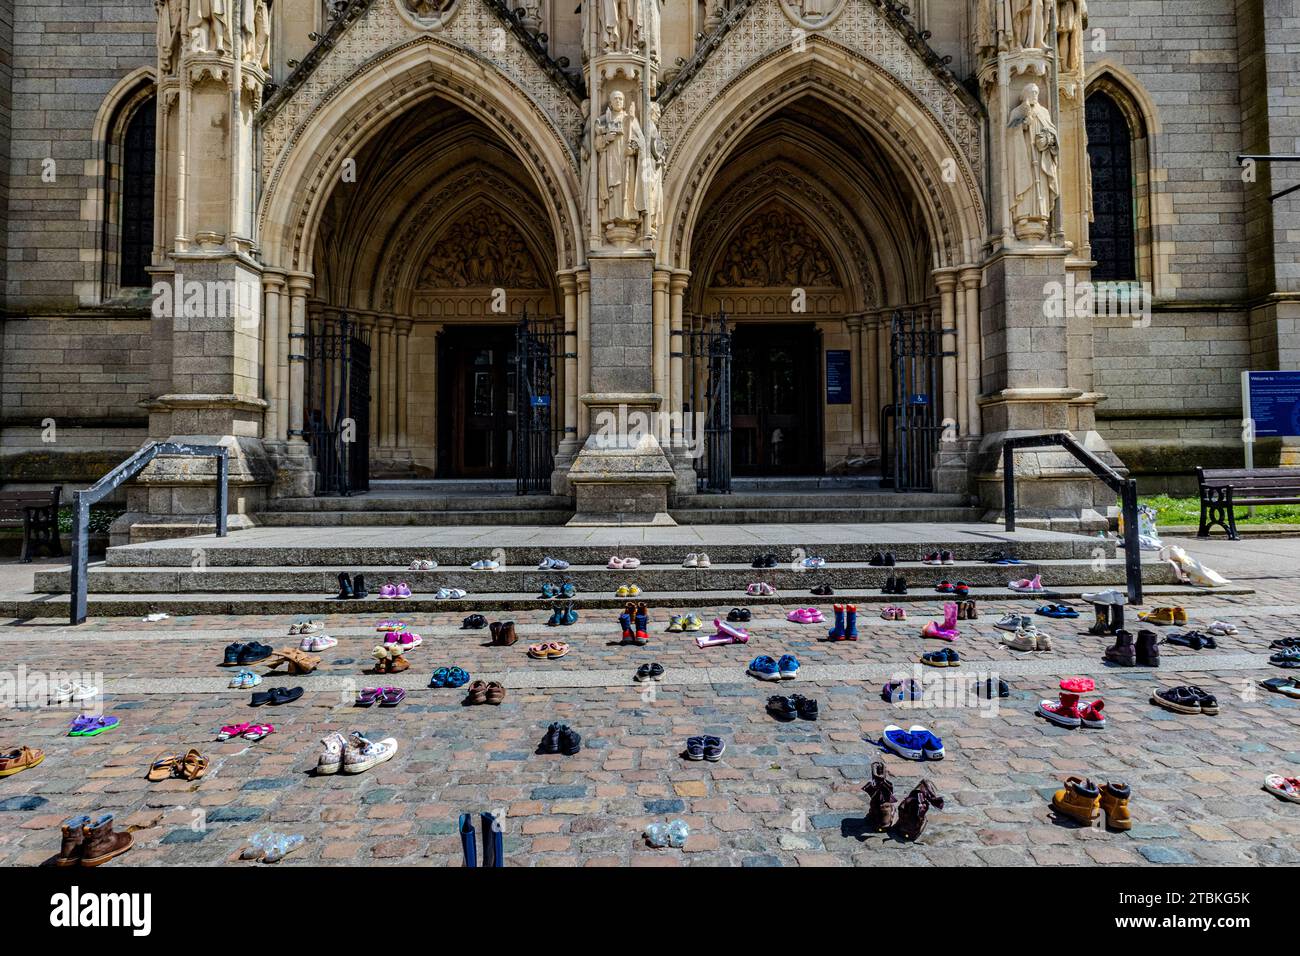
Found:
[595,90,645,241]
[1012,0,1050,51]
[1057,0,1088,74]
[156,0,184,74]
[1007,83,1060,241]
[188,0,230,54]
[241,0,271,72]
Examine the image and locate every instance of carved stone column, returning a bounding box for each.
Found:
[960,266,983,437]
[847,316,865,454]
[396,319,412,454]
[552,270,581,495]
[376,317,395,452]
[261,270,285,446]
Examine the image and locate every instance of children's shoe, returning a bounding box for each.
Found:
[697,553,712,568]
[882,724,944,761]
[882,679,923,703]
[316,732,349,775]
[921,620,959,642]
[776,654,800,680]
[746,655,781,681]
[702,736,725,761]
[844,604,858,640]
[1207,620,1238,636]
[766,695,797,721]
[862,762,897,831]
[342,733,398,774]
[667,615,683,633]
[1104,629,1137,666]
[1099,782,1132,830]
[681,614,703,632]
[470,559,500,571]
[1036,695,1082,728]
[684,736,705,760]
[634,663,665,683]
[1264,774,1300,804]
[300,635,338,652]
[791,694,818,720]
[1008,574,1044,593]
[826,604,846,640]
[1136,629,1161,667]
[1001,628,1037,652]
[714,619,750,643]
[1077,699,1106,729]
[918,648,960,667]
[894,780,944,841]
[1051,776,1100,826]
[994,612,1027,632]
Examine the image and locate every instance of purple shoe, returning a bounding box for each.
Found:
[379,582,398,599]
[379,687,407,707]
[396,582,412,599]
[67,714,97,735]
[355,687,383,707]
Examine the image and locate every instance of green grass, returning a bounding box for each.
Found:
[56,505,123,535]
[1141,494,1300,527]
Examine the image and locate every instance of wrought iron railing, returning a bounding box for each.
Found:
[1001,432,1142,605]
[69,441,227,625]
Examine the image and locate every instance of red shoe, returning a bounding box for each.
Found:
[1036,694,1082,728]
[1078,699,1106,729]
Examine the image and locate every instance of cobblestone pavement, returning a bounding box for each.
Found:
[1,537,1298,867]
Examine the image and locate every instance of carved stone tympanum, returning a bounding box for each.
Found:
[712,204,839,287]
[417,205,544,288]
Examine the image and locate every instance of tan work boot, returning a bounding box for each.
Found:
[1051,776,1101,826]
[1099,781,1133,831]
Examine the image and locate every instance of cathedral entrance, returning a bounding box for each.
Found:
[437,326,516,479]
[731,324,822,476]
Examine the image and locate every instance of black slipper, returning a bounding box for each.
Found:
[249,691,273,707]
[268,686,304,706]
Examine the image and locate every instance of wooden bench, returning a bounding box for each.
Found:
[0,486,64,562]
[1197,467,1300,540]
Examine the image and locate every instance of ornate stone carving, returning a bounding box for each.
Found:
[406,0,457,19]
[641,102,667,239]
[779,0,846,30]
[417,204,543,288]
[595,89,646,241]
[1007,82,1059,240]
[1057,0,1087,75]
[241,0,271,71]
[188,0,231,54]
[156,0,184,74]
[711,202,839,288]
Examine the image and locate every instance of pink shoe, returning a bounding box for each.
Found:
[787,608,823,624]
[1059,676,1095,694]
[714,619,750,642]
[607,556,625,569]
[385,631,422,650]
[1036,696,1082,728]
[696,632,735,648]
[301,635,338,652]
[1009,574,1044,593]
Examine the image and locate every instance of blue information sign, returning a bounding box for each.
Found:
[826,350,851,405]
[1243,371,1300,439]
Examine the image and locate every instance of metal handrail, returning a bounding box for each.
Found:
[1001,432,1142,605]
[70,441,228,625]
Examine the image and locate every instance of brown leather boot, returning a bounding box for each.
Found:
[1136,629,1160,667]
[56,814,90,867]
[1104,629,1136,666]
[894,780,944,840]
[1099,781,1133,831]
[862,761,896,831]
[485,681,507,705]
[500,622,518,646]
[79,814,133,867]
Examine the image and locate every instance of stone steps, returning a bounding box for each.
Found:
[34,557,1175,594]
[2,582,1237,620]
[256,509,572,527]
[672,505,983,524]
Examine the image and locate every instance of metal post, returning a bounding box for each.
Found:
[1122,478,1143,605]
[1003,442,1016,532]
[216,450,229,537]
[70,491,90,626]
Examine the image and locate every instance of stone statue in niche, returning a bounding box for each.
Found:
[188,0,230,54]
[418,207,542,288]
[712,206,839,287]
[1007,83,1060,241]
[595,90,645,240]
[241,0,271,71]
[599,0,621,52]
[156,0,184,74]
[1057,0,1088,74]
[1012,0,1050,51]
[640,102,667,238]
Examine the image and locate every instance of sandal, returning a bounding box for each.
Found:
[217,723,252,741]
[243,724,274,741]
[146,754,181,782]
[1264,774,1300,804]
[1260,676,1300,699]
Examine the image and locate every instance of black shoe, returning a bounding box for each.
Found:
[559,727,582,756]
[249,691,274,707]
[883,551,896,566]
[791,694,819,720]
[869,552,886,567]
[811,583,834,596]
[974,677,1010,699]
[336,572,354,600]
[351,574,368,599]
[223,642,246,665]
[268,686,303,706]
[634,662,665,682]
[1136,629,1161,667]
[883,576,897,594]
[895,576,908,594]
[766,695,797,721]
[537,723,563,754]
[727,607,751,622]
[751,554,766,569]
[237,642,274,665]
[463,614,488,630]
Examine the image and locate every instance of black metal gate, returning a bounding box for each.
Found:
[304,313,370,496]
[685,312,733,494]
[883,308,948,492]
[515,315,563,495]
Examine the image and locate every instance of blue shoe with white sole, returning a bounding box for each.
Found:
[746,656,781,681]
[882,724,945,761]
[777,654,800,680]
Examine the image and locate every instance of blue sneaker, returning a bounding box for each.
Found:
[777,654,800,680]
[882,724,945,761]
[746,655,781,681]
[444,667,470,688]
[429,667,450,688]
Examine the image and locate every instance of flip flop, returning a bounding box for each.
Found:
[217,723,253,740]
[355,687,383,706]
[243,724,275,741]
[379,687,407,707]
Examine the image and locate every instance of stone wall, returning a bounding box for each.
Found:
[1085,0,1268,484]
[0,313,150,487]
[6,0,155,311]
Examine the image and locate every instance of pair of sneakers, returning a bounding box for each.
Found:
[682,553,712,568]
[434,587,467,600]
[882,724,944,760]
[470,558,500,571]
[766,694,818,721]
[537,723,581,755]
[316,732,398,775]
[746,582,776,596]
[667,614,703,633]
[537,556,569,570]
[747,654,800,681]
[922,550,955,565]
[1037,690,1106,728]
[1002,624,1052,652]
[684,736,725,761]
[298,634,338,652]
